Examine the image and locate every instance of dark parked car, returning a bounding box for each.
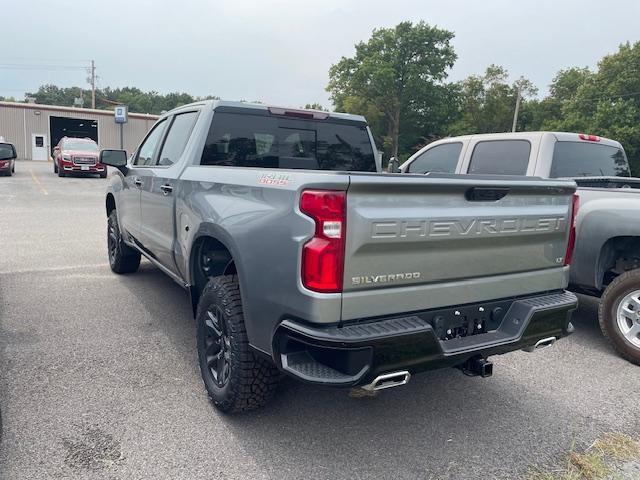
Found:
[0,142,17,176]
[53,137,106,178]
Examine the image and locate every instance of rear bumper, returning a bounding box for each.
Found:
[273,290,577,387]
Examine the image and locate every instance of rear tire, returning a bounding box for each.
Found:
[196,275,280,413]
[599,269,640,365]
[107,210,140,274]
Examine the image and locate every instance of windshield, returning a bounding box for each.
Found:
[0,144,13,158]
[550,142,630,177]
[63,140,98,152]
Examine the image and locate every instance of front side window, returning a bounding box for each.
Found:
[134,119,168,166]
[468,140,531,175]
[407,143,462,174]
[200,111,376,171]
[550,142,630,177]
[158,112,199,166]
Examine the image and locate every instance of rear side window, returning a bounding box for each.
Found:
[468,140,531,175]
[200,112,376,171]
[158,111,199,166]
[550,142,630,177]
[407,143,462,174]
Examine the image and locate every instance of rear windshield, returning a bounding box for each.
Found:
[64,140,98,151]
[200,111,376,171]
[550,142,630,177]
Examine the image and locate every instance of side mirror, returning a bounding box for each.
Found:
[387,156,400,173]
[0,142,17,160]
[100,149,128,173]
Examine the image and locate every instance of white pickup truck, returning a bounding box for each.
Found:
[401,131,640,365]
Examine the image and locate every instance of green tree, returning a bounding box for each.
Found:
[327,21,457,159]
[24,84,216,115]
[303,103,329,111]
[553,42,640,174]
[523,67,593,131]
[26,84,88,107]
[449,65,537,135]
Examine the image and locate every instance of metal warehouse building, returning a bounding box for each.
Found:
[0,101,159,161]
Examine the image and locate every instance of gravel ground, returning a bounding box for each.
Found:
[0,161,638,480]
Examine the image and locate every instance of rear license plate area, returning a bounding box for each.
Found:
[425,299,513,341]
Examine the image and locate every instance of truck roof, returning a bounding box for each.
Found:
[163,99,367,124]
[436,131,622,149]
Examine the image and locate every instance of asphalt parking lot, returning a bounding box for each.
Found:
[0,161,638,480]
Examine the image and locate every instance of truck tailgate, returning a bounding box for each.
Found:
[342,173,576,320]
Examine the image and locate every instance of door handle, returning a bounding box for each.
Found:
[133,177,142,187]
[160,184,173,195]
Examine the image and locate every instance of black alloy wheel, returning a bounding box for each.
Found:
[203,306,232,387]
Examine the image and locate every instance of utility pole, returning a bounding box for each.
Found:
[90,60,96,109]
[511,86,522,132]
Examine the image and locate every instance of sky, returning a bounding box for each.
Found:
[1,0,639,111]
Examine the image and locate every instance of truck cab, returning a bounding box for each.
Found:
[400,131,628,179]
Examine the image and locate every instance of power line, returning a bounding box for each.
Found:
[0,63,87,71]
[575,90,640,103]
[1,57,91,62]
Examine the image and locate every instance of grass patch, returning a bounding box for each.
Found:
[567,451,609,479]
[528,432,640,480]
[593,432,640,461]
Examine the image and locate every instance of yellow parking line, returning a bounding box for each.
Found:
[29,167,48,195]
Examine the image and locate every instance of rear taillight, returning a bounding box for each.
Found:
[578,133,600,142]
[300,189,346,293]
[564,194,579,266]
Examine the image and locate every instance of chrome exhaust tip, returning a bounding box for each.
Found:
[360,371,411,392]
[523,336,557,353]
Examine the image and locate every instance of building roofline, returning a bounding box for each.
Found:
[0,101,160,120]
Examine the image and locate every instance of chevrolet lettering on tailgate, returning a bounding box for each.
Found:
[371,216,565,239]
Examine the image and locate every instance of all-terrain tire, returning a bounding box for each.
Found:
[599,268,640,366]
[196,275,280,413]
[107,210,141,274]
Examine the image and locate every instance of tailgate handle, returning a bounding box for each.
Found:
[465,187,509,202]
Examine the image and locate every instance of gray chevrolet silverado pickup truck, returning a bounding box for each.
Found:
[100,101,578,412]
[401,132,640,365]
